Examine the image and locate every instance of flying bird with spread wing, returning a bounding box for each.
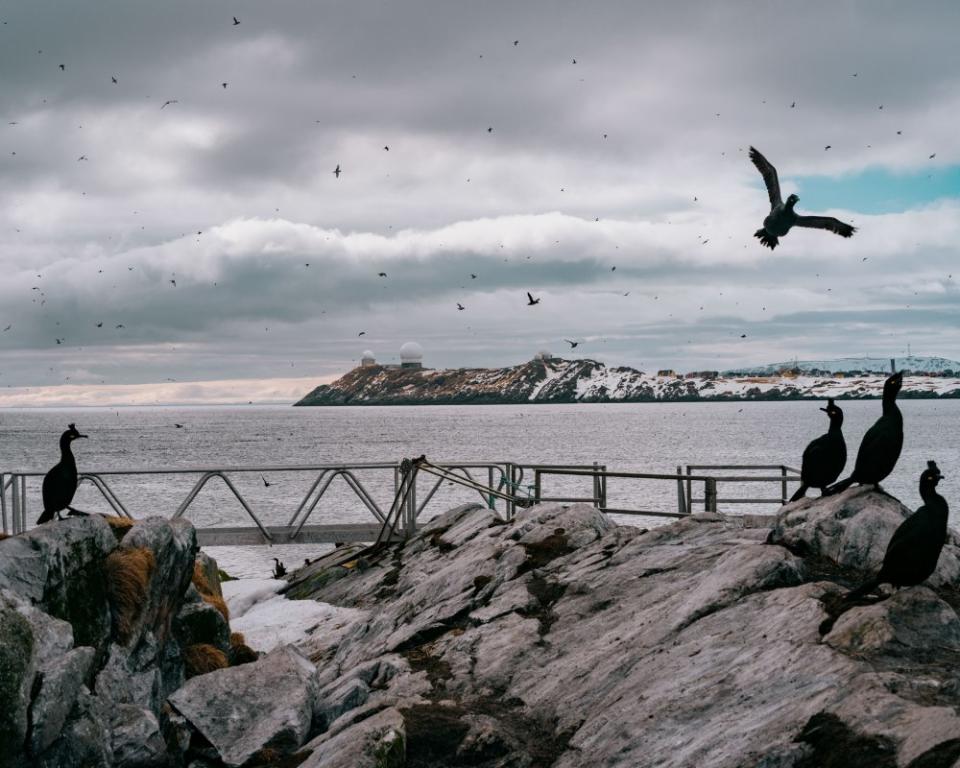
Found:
[564,339,580,349]
[526,292,540,306]
[749,146,856,250]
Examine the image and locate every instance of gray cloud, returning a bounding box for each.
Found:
[1,1,959,400]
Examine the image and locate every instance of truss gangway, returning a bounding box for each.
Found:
[1,459,800,544]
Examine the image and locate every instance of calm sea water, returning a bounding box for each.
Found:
[2,401,958,577]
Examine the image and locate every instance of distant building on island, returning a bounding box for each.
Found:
[360,350,377,368]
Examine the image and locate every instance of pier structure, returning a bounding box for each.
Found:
[1,460,800,544]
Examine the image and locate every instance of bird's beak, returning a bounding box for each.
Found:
[78,433,88,439]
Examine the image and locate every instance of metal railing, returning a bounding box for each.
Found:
[1,460,801,542]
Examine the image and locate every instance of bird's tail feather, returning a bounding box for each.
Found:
[754,229,778,249]
[36,509,55,525]
[824,476,855,496]
[789,484,809,503]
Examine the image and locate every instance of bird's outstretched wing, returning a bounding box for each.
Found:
[527,292,535,302]
[794,216,856,238]
[749,146,782,209]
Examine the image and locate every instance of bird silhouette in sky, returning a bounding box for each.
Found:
[333,164,341,178]
[358,331,366,336]
[470,273,477,279]
[111,76,118,84]
[115,324,124,329]
[457,303,465,311]
[96,322,103,328]
[161,100,178,109]
[261,475,272,487]
[174,423,184,428]
[378,272,387,277]
[169,279,176,286]
[58,64,65,71]
[564,339,580,348]
[232,16,240,25]
[527,292,540,306]
[2,325,11,332]
[749,146,855,249]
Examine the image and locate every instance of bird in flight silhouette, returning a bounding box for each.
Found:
[161,100,178,109]
[457,303,465,311]
[564,339,580,348]
[527,292,540,306]
[232,16,240,25]
[749,146,855,249]
[333,164,341,178]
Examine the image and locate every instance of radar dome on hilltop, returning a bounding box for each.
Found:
[535,350,554,361]
[400,341,424,369]
[360,350,376,368]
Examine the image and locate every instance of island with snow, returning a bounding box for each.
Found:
[295,353,960,406]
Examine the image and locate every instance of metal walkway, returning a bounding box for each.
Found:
[1,460,800,543]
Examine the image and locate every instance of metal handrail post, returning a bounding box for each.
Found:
[600,464,608,508]
[506,463,515,520]
[0,473,7,534]
[534,469,541,505]
[676,465,686,515]
[685,466,693,515]
[407,469,418,536]
[487,466,495,510]
[11,475,20,534]
[593,461,600,507]
[704,477,718,513]
[20,475,28,532]
[780,466,788,505]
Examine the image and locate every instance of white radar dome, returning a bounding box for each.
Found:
[399,342,424,362]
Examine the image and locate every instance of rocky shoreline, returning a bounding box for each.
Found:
[4,487,960,766]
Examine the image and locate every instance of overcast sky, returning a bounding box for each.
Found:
[1,1,958,405]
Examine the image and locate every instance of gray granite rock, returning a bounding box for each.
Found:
[769,484,960,586]
[35,686,112,768]
[0,517,116,653]
[29,646,96,754]
[167,644,319,767]
[0,593,36,765]
[289,499,960,768]
[300,706,405,768]
[110,704,169,768]
[173,601,230,650]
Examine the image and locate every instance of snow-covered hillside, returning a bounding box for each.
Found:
[295,357,960,405]
[724,356,960,376]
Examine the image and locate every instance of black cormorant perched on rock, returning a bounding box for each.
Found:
[826,371,903,494]
[36,424,87,524]
[749,146,856,249]
[847,461,947,598]
[790,399,846,502]
[272,558,287,578]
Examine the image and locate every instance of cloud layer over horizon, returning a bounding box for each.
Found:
[1,1,959,404]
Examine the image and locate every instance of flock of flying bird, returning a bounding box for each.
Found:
[0,12,949,389]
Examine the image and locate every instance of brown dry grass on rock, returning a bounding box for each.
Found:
[192,561,212,594]
[192,561,229,621]
[104,515,136,541]
[202,593,230,622]
[183,643,229,678]
[105,546,156,643]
